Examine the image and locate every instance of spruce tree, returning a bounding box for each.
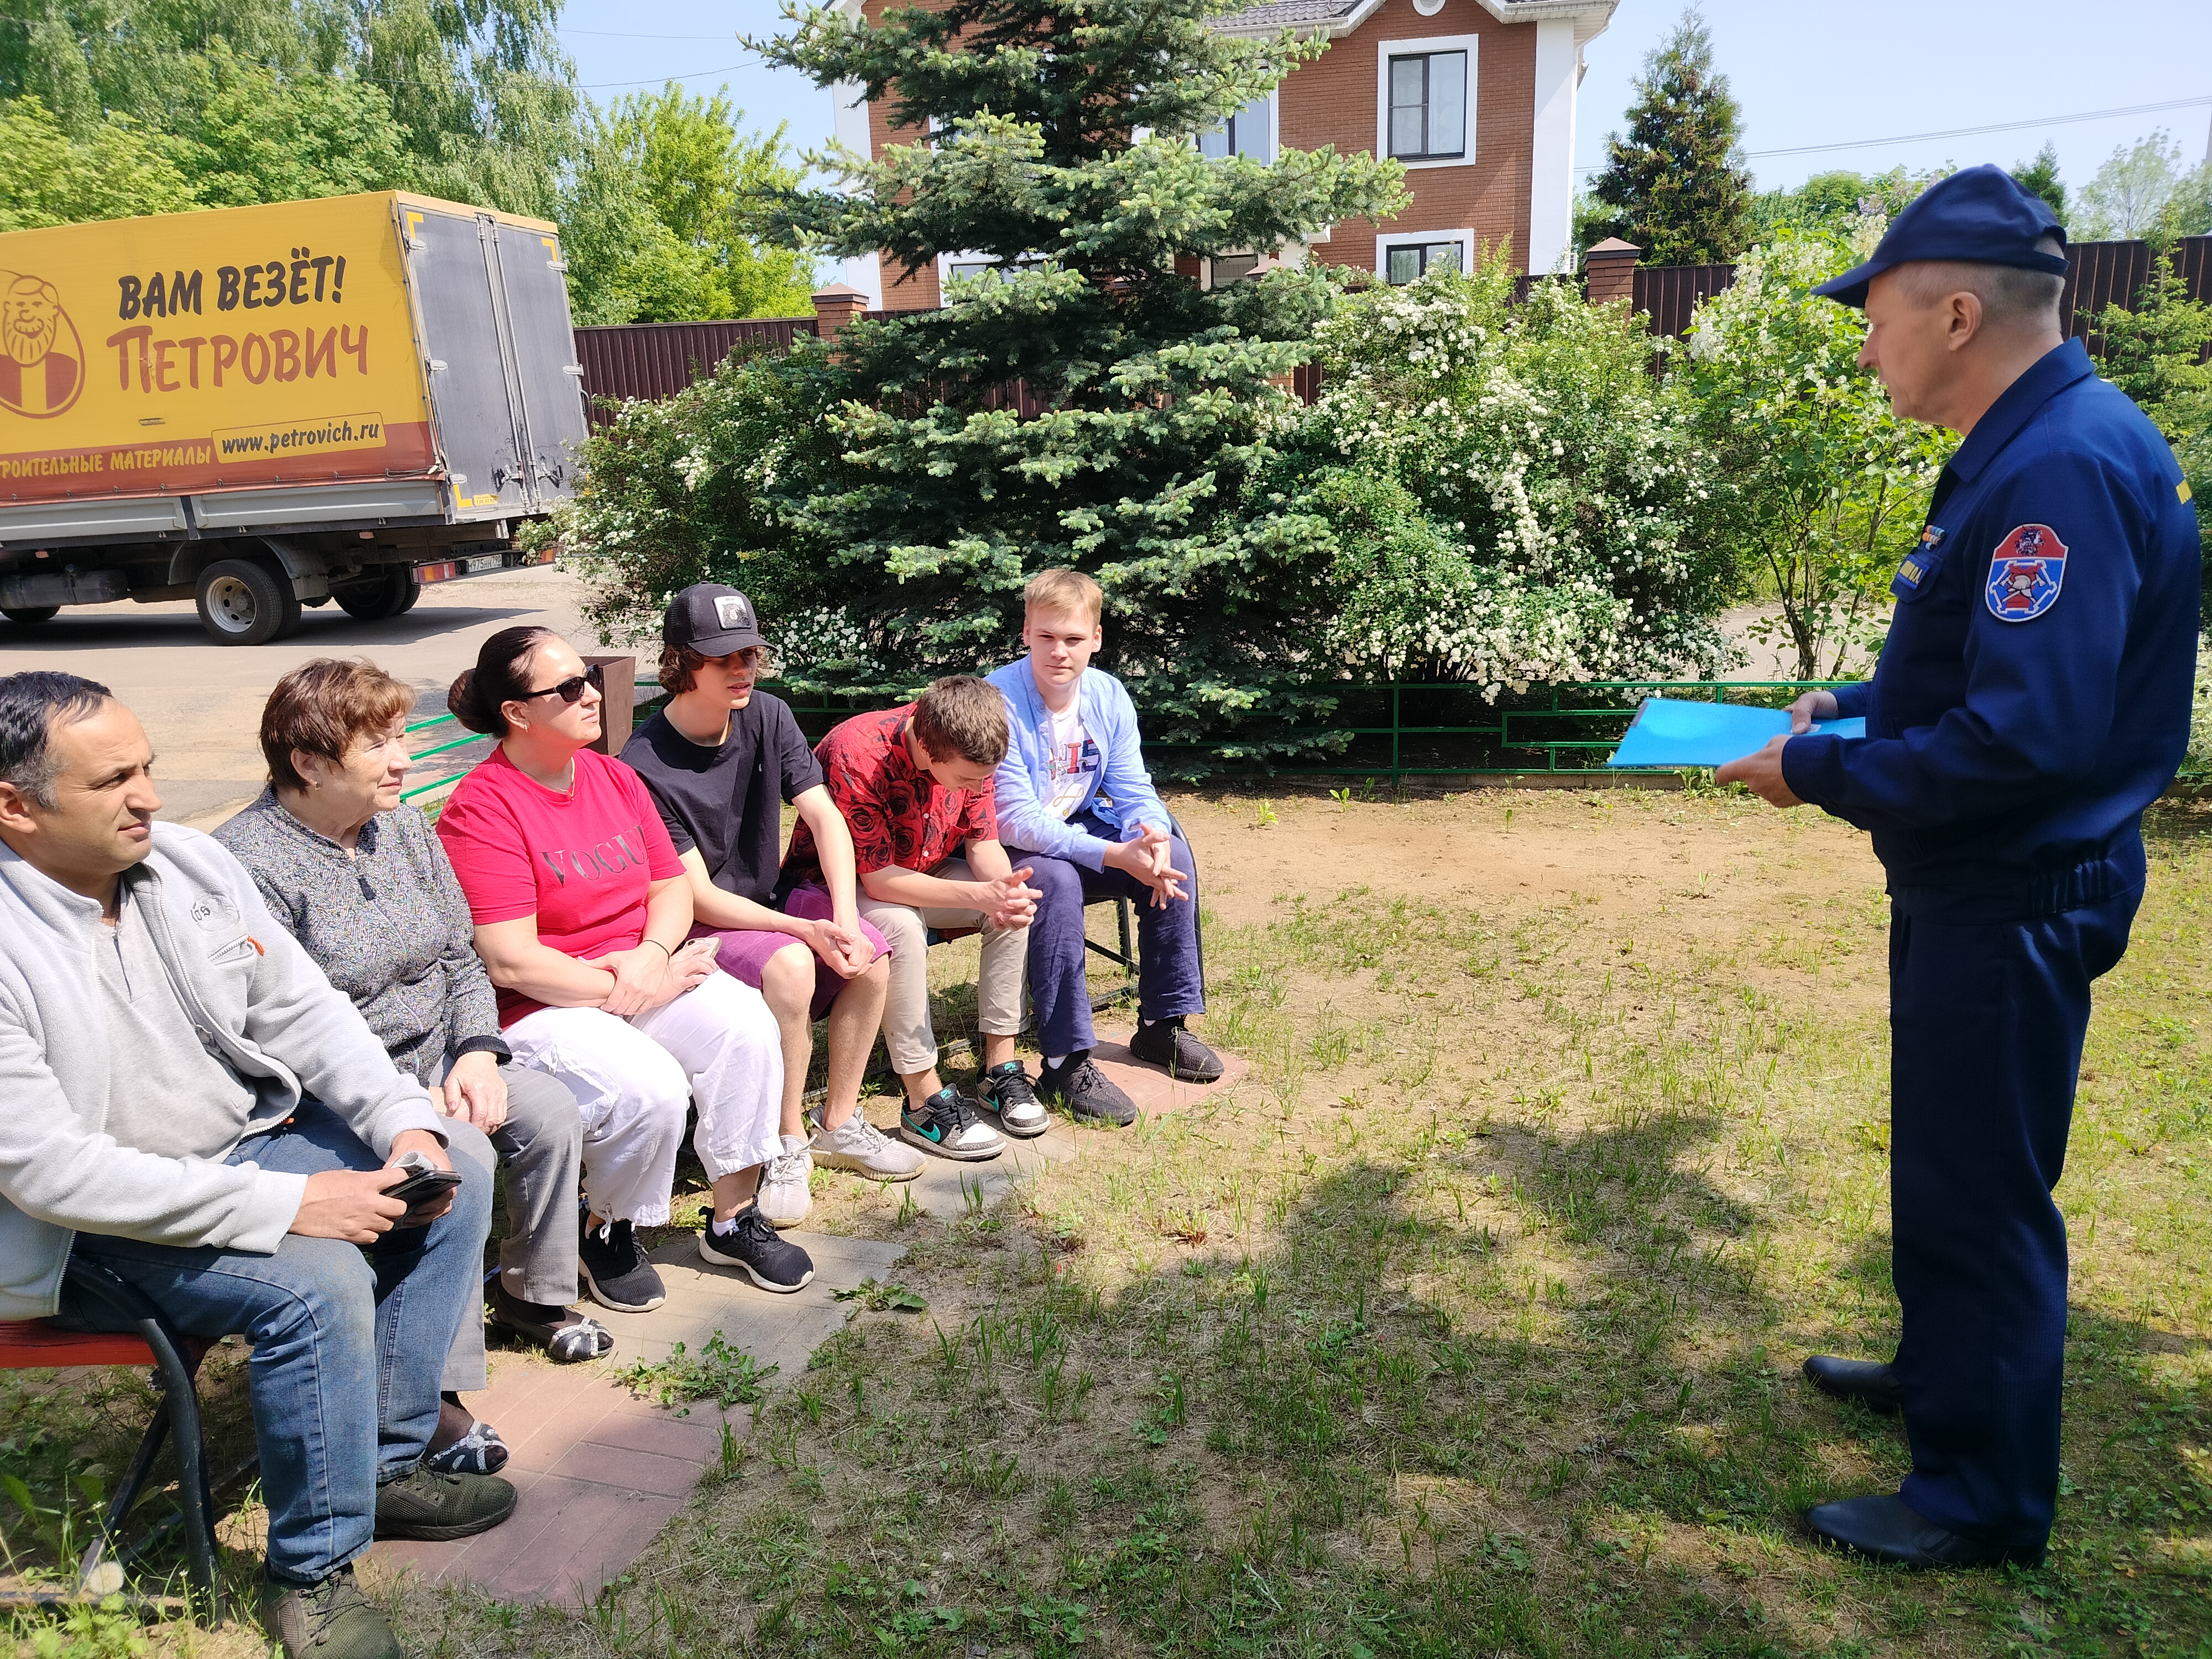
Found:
[1587,8,1751,265]
[742,0,1404,744]
[2010,143,2068,225]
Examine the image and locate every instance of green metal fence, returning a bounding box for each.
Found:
[401,676,1848,801]
[775,678,1849,786]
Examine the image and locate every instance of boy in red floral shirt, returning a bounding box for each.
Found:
[784,677,1044,1159]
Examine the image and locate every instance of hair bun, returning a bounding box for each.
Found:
[447,669,488,733]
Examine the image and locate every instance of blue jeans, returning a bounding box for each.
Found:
[1012,811,1204,1058]
[56,1101,493,1585]
[1888,888,2137,1547]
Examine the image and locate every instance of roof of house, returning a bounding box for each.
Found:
[1214,0,1616,36]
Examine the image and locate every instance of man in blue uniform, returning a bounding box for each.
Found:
[1718,165,2199,1567]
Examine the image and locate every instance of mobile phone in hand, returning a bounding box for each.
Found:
[384,1168,463,1210]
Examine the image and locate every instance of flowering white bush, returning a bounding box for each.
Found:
[1288,257,1738,694]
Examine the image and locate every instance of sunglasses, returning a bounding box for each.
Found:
[520,662,603,705]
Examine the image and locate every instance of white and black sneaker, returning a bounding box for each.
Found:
[578,1217,666,1312]
[1037,1052,1139,1127]
[979,1061,1049,1138]
[899,1086,1005,1161]
[699,1203,815,1292]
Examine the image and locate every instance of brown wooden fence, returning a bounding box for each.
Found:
[572,236,2212,414]
[574,318,817,422]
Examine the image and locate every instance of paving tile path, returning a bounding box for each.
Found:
[366,1030,1246,1606]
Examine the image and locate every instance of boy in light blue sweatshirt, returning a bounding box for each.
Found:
[986,569,1220,1128]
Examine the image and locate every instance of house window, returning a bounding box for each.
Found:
[1387,51,1467,160]
[943,253,1043,285]
[1198,93,1274,163]
[1375,229,1473,285]
[1383,241,1461,284]
[1208,253,1261,286]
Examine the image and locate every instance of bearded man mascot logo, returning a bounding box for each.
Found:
[0,273,85,419]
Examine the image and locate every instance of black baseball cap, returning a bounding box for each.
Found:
[665,583,768,655]
[1812,164,2068,310]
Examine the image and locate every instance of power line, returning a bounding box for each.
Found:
[560,28,742,41]
[577,60,755,89]
[1577,92,2212,176]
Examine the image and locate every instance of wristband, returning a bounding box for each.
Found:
[641,939,672,957]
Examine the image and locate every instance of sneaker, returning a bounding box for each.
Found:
[980,1061,1049,1138]
[700,1203,816,1292]
[809,1107,926,1181]
[899,1086,1005,1161]
[373,1466,517,1541]
[578,1217,666,1313]
[1128,1018,1224,1082]
[262,1564,401,1659]
[1038,1052,1139,1127]
[758,1135,814,1228]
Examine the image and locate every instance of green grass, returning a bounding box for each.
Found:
[9,789,2212,1657]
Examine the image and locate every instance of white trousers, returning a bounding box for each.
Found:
[503,971,783,1227]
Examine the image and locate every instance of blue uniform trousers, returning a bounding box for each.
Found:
[1887,888,2137,1546]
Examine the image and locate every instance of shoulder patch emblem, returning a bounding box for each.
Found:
[1985,524,2067,623]
[2183,479,2195,504]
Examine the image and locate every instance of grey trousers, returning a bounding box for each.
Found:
[437,1061,584,1392]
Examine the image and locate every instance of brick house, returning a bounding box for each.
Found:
[829,0,1619,310]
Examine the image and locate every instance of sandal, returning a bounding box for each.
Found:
[489,1281,614,1363]
[424,1416,509,1475]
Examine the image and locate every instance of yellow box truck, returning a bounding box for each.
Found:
[0,191,587,644]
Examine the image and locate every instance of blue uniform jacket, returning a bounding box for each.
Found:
[1781,338,2200,922]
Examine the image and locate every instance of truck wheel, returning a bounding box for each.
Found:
[196,559,301,646]
[1,606,58,626]
[335,566,422,621]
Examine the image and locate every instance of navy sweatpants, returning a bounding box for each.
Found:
[1887,888,2137,1546]
[1010,810,1204,1059]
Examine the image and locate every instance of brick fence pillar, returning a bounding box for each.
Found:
[1583,238,1641,306]
[810,283,869,338]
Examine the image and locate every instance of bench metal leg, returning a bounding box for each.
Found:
[61,1260,222,1623]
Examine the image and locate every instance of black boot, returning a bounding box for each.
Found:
[1806,1493,2046,1569]
[1803,1354,1903,1413]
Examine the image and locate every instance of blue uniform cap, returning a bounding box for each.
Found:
[1812,164,2068,309]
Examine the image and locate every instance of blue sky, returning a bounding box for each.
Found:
[555,0,2212,199]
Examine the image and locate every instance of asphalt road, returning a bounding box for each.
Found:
[0,566,613,829]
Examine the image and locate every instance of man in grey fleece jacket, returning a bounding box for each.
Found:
[0,673,513,1659]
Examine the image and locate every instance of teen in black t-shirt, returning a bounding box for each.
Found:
[622,585,923,1219]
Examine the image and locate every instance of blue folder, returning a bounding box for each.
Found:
[1608,696,1865,768]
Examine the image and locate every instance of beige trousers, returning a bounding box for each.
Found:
[858,858,1029,1074]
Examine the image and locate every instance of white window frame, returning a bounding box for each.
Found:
[1376,33,1479,171]
[1197,89,1277,165]
[937,250,1045,289]
[1375,228,1474,284]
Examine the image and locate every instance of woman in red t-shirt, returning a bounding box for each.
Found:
[436,627,813,1308]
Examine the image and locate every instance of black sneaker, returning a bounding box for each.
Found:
[899,1085,1005,1160]
[578,1217,666,1312]
[699,1203,816,1292]
[262,1564,401,1659]
[1128,1018,1224,1082]
[1038,1052,1140,1127]
[373,1466,517,1541]
[980,1061,1050,1138]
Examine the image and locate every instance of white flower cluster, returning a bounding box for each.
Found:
[1300,267,1733,686]
[775,606,889,679]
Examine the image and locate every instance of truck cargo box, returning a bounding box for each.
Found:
[0,191,587,642]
